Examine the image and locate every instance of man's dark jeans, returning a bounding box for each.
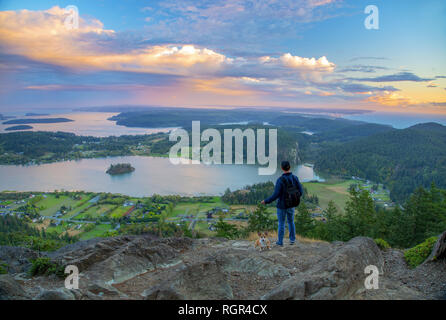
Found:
[276,207,296,245]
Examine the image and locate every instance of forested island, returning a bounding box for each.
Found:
[2,117,73,125]
[4,125,33,131]
[106,163,135,175]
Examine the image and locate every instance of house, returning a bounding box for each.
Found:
[123,201,135,207]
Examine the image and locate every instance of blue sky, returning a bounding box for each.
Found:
[0,0,445,113]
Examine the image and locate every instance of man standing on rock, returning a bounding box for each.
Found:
[261,161,304,246]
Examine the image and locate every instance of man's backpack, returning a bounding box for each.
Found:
[281,175,301,208]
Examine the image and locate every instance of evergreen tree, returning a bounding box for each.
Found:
[295,202,313,237]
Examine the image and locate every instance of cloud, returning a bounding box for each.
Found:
[366,91,420,107]
[0,6,336,80]
[349,57,390,62]
[432,102,446,107]
[279,54,335,71]
[338,65,388,73]
[141,0,343,49]
[339,83,399,94]
[350,72,433,82]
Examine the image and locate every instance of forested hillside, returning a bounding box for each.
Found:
[315,123,446,202]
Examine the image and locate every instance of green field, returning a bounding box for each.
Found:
[171,198,228,218]
[303,179,355,213]
[63,195,95,219]
[76,204,116,219]
[110,205,132,218]
[79,224,112,240]
[36,195,80,216]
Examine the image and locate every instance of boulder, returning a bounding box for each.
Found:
[0,274,29,300]
[34,288,76,300]
[144,259,233,300]
[50,236,193,285]
[425,231,446,263]
[0,246,39,274]
[262,237,384,300]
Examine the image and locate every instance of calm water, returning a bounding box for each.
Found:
[0,156,323,197]
[343,112,446,129]
[0,112,176,137]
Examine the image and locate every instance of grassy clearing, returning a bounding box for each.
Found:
[79,224,112,240]
[171,199,228,218]
[64,201,92,219]
[303,179,354,213]
[109,206,131,218]
[76,204,116,219]
[36,195,79,217]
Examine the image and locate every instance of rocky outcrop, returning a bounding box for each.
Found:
[143,258,233,300]
[35,288,76,300]
[426,231,446,262]
[1,235,444,300]
[49,235,193,287]
[0,246,40,274]
[262,237,383,300]
[0,274,30,300]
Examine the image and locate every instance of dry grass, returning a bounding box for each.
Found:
[34,219,50,231]
[245,231,326,244]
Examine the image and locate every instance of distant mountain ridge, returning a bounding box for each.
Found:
[315,122,446,202]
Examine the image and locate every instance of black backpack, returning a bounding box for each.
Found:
[281,175,301,208]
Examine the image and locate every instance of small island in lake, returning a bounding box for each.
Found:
[3,117,74,125]
[106,163,135,175]
[5,125,33,131]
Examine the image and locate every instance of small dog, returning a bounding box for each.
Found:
[254,232,271,251]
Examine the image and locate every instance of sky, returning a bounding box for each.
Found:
[0,0,445,114]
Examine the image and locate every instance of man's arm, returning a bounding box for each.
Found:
[263,178,282,204]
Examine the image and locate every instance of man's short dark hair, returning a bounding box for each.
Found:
[281,161,291,171]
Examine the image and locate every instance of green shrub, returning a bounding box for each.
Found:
[374,238,390,250]
[215,216,240,239]
[29,257,65,278]
[0,261,8,274]
[404,236,438,268]
[247,205,277,232]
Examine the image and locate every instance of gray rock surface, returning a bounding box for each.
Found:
[0,246,40,274]
[262,237,384,300]
[1,235,444,300]
[0,274,30,300]
[35,288,76,300]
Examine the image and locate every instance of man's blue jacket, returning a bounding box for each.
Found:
[264,172,304,209]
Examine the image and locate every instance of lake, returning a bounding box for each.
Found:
[0,156,323,197]
[0,112,176,137]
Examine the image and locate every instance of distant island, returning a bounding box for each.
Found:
[3,118,74,125]
[5,125,33,131]
[25,113,50,116]
[106,163,135,175]
[0,114,14,121]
